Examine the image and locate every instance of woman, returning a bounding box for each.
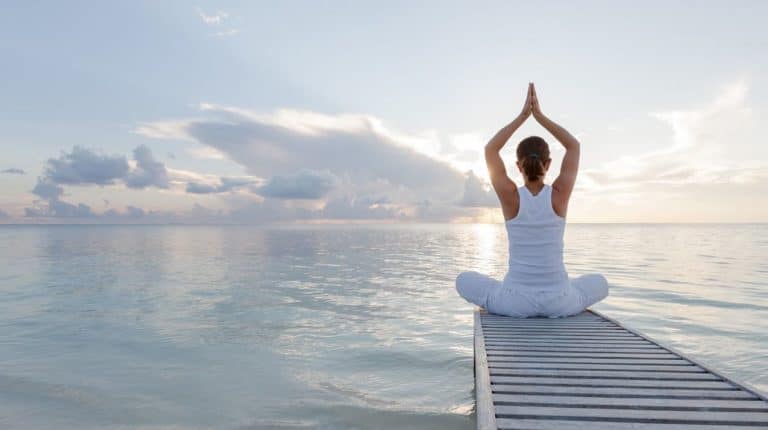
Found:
[456,83,608,318]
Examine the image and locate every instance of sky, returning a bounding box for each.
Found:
[1,1,767,223]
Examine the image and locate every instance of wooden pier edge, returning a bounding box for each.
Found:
[589,308,768,403]
[473,310,497,430]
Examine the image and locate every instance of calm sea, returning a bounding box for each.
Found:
[0,224,766,429]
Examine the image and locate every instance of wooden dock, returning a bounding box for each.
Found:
[473,309,768,429]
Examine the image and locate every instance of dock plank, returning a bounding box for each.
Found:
[485,343,660,350]
[491,385,758,399]
[494,405,768,424]
[490,375,733,389]
[483,334,643,340]
[485,345,663,352]
[473,309,768,429]
[490,369,720,380]
[488,357,691,365]
[492,394,768,410]
[484,339,656,346]
[496,418,766,430]
[489,362,707,372]
[487,351,678,358]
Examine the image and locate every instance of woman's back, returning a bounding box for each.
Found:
[504,184,569,293]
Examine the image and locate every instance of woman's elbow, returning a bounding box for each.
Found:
[484,144,497,157]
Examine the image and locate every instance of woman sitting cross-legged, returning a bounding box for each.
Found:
[456,83,608,318]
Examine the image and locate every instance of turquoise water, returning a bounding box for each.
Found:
[0,224,766,429]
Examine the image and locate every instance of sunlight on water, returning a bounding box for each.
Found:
[468,224,500,275]
[0,224,765,429]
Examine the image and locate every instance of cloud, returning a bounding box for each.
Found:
[458,171,498,207]
[564,80,768,222]
[186,146,226,160]
[185,182,220,194]
[25,196,94,218]
[38,145,168,190]
[104,205,145,219]
[186,176,256,194]
[227,200,307,223]
[255,170,337,199]
[132,105,521,222]
[125,205,145,217]
[32,180,64,200]
[49,201,93,218]
[581,80,766,192]
[1,168,25,175]
[196,8,228,25]
[125,144,170,189]
[135,105,484,221]
[26,199,164,221]
[25,145,172,219]
[195,7,237,37]
[24,178,156,219]
[225,195,403,223]
[214,29,239,38]
[27,178,94,218]
[321,196,405,220]
[0,208,9,219]
[44,146,129,185]
[136,105,467,213]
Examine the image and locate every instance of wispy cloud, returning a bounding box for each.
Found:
[1,168,25,175]
[186,146,227,160]
[565,79,768,222]
[196,7,228,25]
[581,80,765,193]
[196,7,238,37]
[186,176,258,195]
[213,29,239,38]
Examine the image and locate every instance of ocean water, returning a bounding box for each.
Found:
[0,223,766,429]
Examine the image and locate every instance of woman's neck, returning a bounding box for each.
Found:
[523,180,545,196]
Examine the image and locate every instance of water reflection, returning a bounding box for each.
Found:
[468,224,501,275]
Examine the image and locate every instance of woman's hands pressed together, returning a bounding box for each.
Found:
[530,83,545,122]
[519,83,534,120]
[518,82,546,122]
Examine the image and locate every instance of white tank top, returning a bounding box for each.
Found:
[503,184,569,293]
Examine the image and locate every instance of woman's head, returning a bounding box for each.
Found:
[516,136,551,182]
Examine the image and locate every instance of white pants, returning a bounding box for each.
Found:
[455,271,609,318]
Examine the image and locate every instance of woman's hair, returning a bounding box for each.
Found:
[516,136,551,182]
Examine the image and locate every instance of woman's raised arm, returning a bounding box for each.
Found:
[485,84,533,200]
[530,83,580,216]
